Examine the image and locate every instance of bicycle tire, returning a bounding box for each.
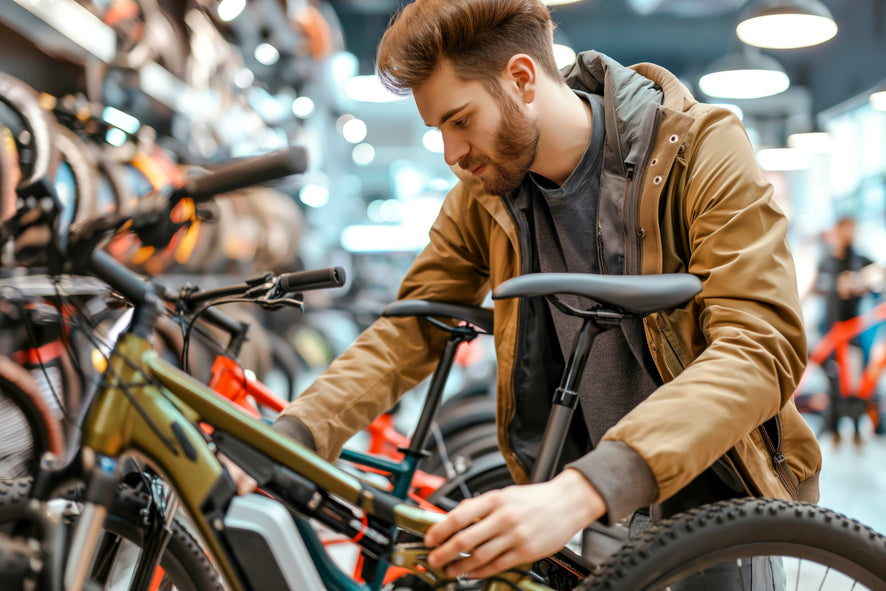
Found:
[0,477,221,591]
[580,497,886,591]
[75,482,220,591]
[0,357,63,479]
[95,509,222,591]
[421,423,500,477]
[0,529,44,591]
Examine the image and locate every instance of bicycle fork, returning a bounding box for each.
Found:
[63,450,120,591]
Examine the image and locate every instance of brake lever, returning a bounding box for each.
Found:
[255,293,304,311]
[250,276,303,311]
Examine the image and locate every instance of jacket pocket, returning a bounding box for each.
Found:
[758,416,800,500]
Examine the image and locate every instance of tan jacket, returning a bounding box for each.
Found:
[280,51,822,510]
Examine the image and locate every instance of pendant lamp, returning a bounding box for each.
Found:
[698,50,790,99]
[736,0,837,49]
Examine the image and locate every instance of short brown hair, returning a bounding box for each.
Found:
[376,0,561,96]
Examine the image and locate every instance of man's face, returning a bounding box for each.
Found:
[413,60,539,195]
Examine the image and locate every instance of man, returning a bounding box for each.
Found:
[275,0,822,583]
[812,217,876,444]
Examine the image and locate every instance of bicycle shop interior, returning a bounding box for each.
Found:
[1,0,886,575]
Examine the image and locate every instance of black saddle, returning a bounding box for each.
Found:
[492,273,701,316]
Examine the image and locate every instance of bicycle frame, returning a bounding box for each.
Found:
[208,355,444,508]
[76,329,547,591]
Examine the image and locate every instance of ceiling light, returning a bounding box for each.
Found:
[422,129,444,153]
[352,143,375,166]
[698,51,789,99]
[871,90,886,111]
[757,148,810,171]
[299,184,329,208]
[552,44,577,69]
[345,75,402,103]
[292,96,314,118]
[787,131,831,153]
[342,118,367,143]
[217,0,245,22]
[233,68,254,89]
[254,43,280,66]
[737,0,837,49]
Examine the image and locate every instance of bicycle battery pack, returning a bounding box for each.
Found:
[222,493,326,590]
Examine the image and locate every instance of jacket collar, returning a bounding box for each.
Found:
[456,52,696,240]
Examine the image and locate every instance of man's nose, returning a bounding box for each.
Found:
[442,132,469,167]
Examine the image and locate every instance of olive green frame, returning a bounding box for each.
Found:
[80,332,548,591]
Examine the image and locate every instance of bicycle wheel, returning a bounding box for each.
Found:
[0,530,44,591]
[0,357,63,479]
[0,477,221,591]
[581,497,886,591]
[84,483,223,591]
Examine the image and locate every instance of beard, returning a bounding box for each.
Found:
[459,93,539,195]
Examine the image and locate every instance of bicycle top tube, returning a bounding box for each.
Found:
[492,272,701,316]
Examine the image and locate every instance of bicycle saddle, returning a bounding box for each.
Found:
[492,272,701,315]
[383,300,494,333]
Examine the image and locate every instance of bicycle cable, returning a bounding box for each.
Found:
[180,297,254,375]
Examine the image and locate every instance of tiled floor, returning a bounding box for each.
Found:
[815,420,886,536]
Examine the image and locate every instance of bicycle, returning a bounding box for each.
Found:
[0,244,512,590]
[488,271,886,591]
[794,299,886,440]
[5,146,884,591]
[0,147,555,591]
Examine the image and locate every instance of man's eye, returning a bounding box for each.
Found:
[454,117,468,127]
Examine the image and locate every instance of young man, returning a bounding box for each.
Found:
[275,0,822,582]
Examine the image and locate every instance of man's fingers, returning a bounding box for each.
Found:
[425,494,494,547]
[465,549,524,580]
[427,505,505,569]
[440,528,515,577]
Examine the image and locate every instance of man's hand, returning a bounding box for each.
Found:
[219,453,258,496]
[424,468,606,579]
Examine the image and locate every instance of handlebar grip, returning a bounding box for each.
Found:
[179,147,309,202]
[279,267,346,293]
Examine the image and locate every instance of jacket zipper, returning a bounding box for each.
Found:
[757,420,800,500]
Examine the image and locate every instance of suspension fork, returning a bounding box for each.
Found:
[127,473,180,591]
[63,450,120,591]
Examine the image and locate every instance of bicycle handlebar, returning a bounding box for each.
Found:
[174,147,309,202]
[279,266,346,293]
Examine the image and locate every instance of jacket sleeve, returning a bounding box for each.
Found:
[600,107,808,509]
[275,183,492,461]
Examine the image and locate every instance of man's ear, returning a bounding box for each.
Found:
[503,54,536,103]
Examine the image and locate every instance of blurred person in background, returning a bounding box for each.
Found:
[811,216,878,444]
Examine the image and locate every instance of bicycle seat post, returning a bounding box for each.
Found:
[530,314,604,483]
[403,325,477,459]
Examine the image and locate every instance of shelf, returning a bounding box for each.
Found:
[1,0,116,63]
[0,0,190,113]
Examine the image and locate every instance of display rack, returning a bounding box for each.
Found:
[0,0,189,113]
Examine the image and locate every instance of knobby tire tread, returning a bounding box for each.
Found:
[0,532,40,591]
[0,357,63,479]
[0,477,222,591]
[581,497,886,591]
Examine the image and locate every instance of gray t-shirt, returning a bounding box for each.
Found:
[527,90,659,449]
